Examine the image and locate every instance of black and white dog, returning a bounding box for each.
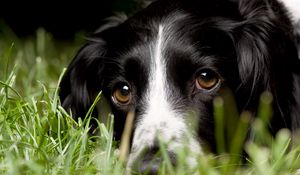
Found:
[60,0,300,173]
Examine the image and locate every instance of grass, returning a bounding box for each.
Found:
[1,28,300,175]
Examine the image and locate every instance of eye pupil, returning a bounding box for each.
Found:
[120,85,130,96]
[200,72,210,82]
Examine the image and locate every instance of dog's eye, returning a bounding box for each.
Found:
[196,69,220,90]
[112,83,132,105]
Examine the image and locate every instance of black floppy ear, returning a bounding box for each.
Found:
[59,15,127,120]
[230,0,299,130]
[233,0,299,89]
[59,41,107,118]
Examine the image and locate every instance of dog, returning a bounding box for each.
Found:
[59,0,300,173]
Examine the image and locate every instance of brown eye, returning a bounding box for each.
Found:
[112,84,132,105]
[196,69,220,90]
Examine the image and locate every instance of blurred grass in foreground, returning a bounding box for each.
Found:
[1,29,300,174]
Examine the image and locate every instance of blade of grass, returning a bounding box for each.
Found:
[119,110,135,164]
[214,96,226,154]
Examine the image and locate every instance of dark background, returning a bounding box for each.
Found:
[0,0,141,39]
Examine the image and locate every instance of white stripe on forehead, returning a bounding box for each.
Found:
[135,25,186,146]
[150,25,166,104]
[127,20,201,170]
[146,25,176,120]
[129,23,201,153]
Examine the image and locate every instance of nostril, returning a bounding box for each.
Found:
[131,147,177,175]
[139,156,161,175]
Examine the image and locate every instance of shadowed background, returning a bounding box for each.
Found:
[0,0,141,39]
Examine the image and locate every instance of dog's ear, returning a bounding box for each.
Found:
[235,0,300,81]
[59,15,127,120]
[229,0,300,130]
[231,0,298,90]
[59,40,107,119]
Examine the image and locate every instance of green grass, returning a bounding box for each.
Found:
[1,28,300,175]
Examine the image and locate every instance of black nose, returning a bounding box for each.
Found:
[138,156,161,175]
[131,147,177,175]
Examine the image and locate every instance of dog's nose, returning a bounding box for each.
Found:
[131,146,177,175]
[138,155,161,175]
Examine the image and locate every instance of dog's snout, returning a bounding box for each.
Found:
[131,146,177,175]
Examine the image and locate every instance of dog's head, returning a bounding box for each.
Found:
[59,0,300,173]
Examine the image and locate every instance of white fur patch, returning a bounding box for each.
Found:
[278,0,300,23]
